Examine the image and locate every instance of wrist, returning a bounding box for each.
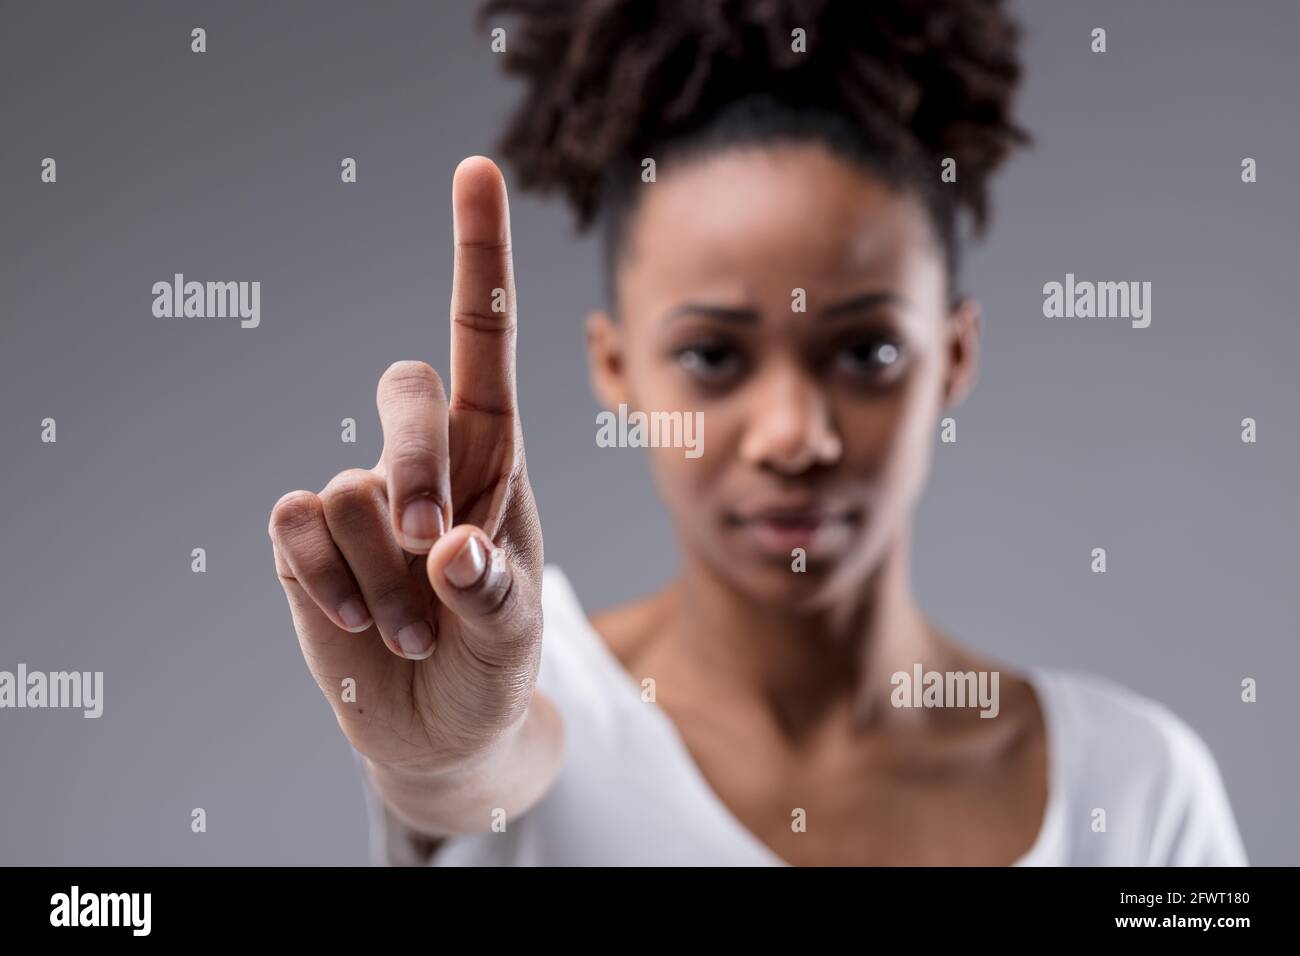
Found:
[364,691,564,838]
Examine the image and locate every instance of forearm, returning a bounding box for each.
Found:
[363,689,565,838]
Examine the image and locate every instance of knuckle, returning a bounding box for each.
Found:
[320,470,385,519]
[268,491,321,540]
[478,562,516,618]
[387,439,445,478]
[456,235,512,254]
[450,310,517,335]
[365,574,419,610]
[292,544,347,585]
[464,588,541,674]
[379,360,445,403]
[452,238,512,267]
[477,560,532,636]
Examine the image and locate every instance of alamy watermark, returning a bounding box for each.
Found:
[151,273,260,328]
[890,664,1000,719]
[596,403,703,459]
[50,886,150,936]
[0,664,103,718]
[1042,273,1151,328]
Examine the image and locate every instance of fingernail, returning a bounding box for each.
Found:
[338,597,372,633]
[445,535,487,589]
[399,497,445,551]
[397,621,435,660]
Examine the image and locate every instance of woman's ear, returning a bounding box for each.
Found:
[942,296,982,410]
[585,307,629,410]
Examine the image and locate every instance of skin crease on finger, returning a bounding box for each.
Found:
[581,141,1049,866]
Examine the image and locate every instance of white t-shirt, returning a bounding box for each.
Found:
[357,564,1248,866]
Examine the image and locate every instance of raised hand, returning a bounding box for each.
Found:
[268,157,549,782]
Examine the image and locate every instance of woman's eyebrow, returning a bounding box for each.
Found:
[659,303,759,327]
[660,290,903,328]
[818,290,904,319]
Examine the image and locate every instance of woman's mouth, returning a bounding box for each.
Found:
[726,507,859,558]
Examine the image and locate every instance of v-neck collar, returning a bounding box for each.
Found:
[545,566,1064,867]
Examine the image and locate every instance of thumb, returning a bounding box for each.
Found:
[425,524,540,667]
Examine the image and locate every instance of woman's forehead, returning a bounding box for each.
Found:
[617,144,944,307]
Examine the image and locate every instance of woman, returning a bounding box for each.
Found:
[268,0,1247,865]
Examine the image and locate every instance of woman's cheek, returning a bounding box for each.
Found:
[864,363,945,512]
[646,438,718,506]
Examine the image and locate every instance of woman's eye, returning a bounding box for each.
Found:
[834,340,905,378]
[676,345,742,382]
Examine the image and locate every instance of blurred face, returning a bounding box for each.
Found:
[587,142,980,610]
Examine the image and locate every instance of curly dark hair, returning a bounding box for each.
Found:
[478,0,1031,308]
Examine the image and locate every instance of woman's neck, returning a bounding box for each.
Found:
[666,531,954,739]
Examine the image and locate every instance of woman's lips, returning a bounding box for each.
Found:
[728,509,858,558]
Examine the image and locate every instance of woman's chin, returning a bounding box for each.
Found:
[722,555,860,612]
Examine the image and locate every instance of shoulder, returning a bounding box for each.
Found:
[1032,666,1248,865]
[1038,667,1212,770]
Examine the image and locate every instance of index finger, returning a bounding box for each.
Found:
[449,155,517,419]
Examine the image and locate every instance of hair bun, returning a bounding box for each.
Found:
[481,0,1030,236]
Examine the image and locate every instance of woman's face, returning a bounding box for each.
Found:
[587,142,980,610]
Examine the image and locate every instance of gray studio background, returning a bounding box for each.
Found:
[1,0,1296,865]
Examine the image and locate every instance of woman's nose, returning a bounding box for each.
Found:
[737,368,843,475]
